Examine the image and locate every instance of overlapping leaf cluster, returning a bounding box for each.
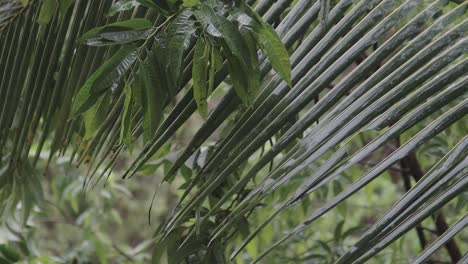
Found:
[0,0,466,263]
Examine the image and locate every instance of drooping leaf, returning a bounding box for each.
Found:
[251,22,291,86]
[72,45,138,116]
[59,0,75,15]
[158,9,196,93]
[192,37,210,118]
[107,0,139,17]
[225,52,251,105]
[208,46,220,93]
[37,0,55,25]
[99,28,154,43]
[120,82,134,147]
[138,61,163,142]
[195,4,250,64]
[79,18,153,42]
[242,29,261,102]
[83,91,111,139]
[232,5,291,86]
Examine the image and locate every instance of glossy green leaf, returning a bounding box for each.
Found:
[37,0,55,25]
[226,53,251,105]
[192,37,210,118]
[159,9,196,92]
[99,28,153,43]
[139,61,163,142]
[59,0,75,15]
[120,82,133,147]
[107,0,139,17]
[72,45,138,116]
[83,91,111,139]
[232,4,291,85]
[79,18,153,42]
[242,29,261,102]
[195,4,250,65]
[251,21,291,86]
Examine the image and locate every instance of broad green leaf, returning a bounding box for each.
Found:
[120,82,133,147]
[226,53,251,105]
[20,0,30,6]
[83,91,111,139]
[158,9,196,92]
[107,0,139,17]
[196,4,250,64]
[82,39,124,47]
[208,46,218,94]
[242,29,261,102]
[80,18,153,41]
[37,0,55,25]
[232,5,291,85]
[72,45,138,116]
[139,61,163,142]
[192,37,210,118]
[251,22,291,86]
[59,0,75,15]
[99,29,153,43]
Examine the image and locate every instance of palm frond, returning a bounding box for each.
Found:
[0,0,466,262]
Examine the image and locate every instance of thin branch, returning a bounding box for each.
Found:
[404,151,462,262]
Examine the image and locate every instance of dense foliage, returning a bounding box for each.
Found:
[0,0,466,263]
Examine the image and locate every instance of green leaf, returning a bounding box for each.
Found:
[196,4,250,64]
[208,45,218,94]
[242,29,261,102]
[334,220,345,241]
[192,37,210,118]
[72,45,138,116]
[80,18,153,42]
[83,91,111,139]
[107,0,139,17]
[226,53,251,105]
[99,29,153,43]
[120,82,134,147]
[139,61,163,142]
[59,0,75,15]
[231,5,291,85]
[158,9,196,92]
[251,21,291,86]
[37,0,55,25]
